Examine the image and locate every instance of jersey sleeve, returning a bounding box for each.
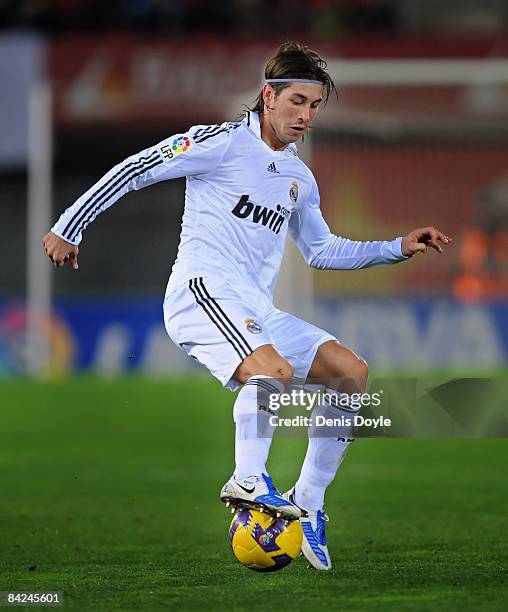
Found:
[288,179,408,269]
[51,124,231,245]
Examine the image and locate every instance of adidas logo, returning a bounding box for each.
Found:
[266,162,280,174]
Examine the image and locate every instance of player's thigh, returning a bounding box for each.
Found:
[233,344,294,384]
[309,340,369,394]
[164,276,275,391]
[265,309,336,382]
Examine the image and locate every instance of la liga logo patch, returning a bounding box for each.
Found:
[258,532,273,545]
[172,135,191,154]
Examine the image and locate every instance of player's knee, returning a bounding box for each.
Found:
[276,360,294,380]
[254,357,294,381]
[349,357,368,392]
[235,356,294,383]
[333,355,368,393]
[354,356,368,378]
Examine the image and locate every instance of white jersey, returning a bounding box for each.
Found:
[52,111,406,302]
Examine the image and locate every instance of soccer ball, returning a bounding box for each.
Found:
[229,509,303,572]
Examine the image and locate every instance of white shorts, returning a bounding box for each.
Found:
[163,275,337,391]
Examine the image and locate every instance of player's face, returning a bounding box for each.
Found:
[263,83,323,148]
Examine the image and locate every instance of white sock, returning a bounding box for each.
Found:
[233,376,284,480]
[294,388,356,511]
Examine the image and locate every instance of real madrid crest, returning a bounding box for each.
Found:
[289,180,299,204]
[244,318,262,334]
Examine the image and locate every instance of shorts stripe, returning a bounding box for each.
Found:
[196,278,253,355]
[188,278,251,361]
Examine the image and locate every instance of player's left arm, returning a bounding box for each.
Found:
[289,181,452,270]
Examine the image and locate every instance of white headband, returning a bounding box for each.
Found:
[265,78,323,85]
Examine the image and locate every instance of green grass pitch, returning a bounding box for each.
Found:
[0,377,507,610]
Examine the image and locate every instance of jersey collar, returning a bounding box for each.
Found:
[244,111,299,157]
[244,110,261,139]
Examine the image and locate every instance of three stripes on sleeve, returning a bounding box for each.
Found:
[53,122,239,245]
[60,152,163,243]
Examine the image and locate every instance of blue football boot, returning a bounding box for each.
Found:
[284,487,331,570]
[220,474,301,521]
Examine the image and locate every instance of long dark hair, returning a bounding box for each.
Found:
[250,41,337,114]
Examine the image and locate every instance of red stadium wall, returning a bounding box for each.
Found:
[314,145,508,295]
[49,34,508,124]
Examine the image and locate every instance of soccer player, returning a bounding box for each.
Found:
[43,42,451,570]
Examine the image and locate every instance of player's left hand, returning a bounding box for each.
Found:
[401,227,452,257]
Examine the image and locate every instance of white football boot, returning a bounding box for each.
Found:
[220,474,301,521]
[284,488,332,570]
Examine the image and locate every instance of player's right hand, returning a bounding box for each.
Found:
[42,231,79,270]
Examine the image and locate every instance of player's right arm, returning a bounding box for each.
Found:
[43,125,232,268]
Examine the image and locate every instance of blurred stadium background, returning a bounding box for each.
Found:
[1,0,508,378]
